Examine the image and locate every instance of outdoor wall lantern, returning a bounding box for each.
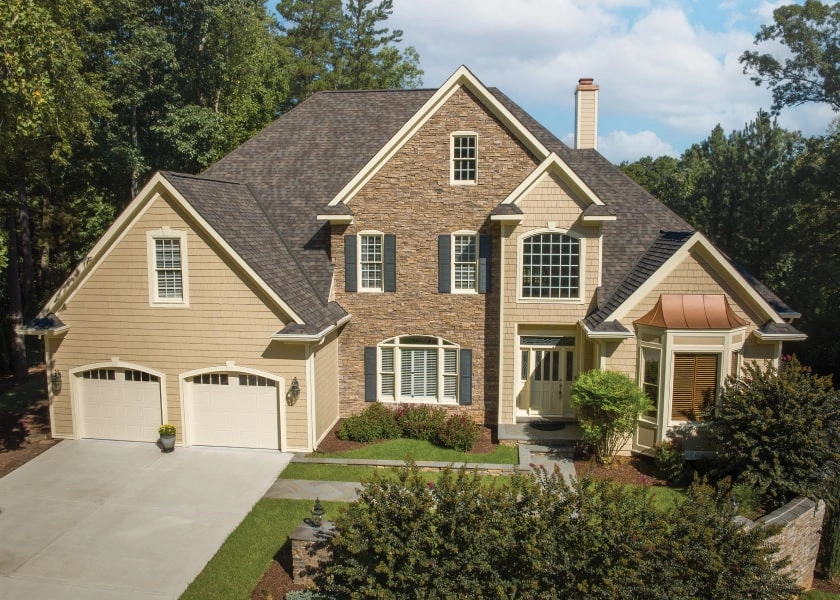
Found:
[51,370,62,394]
[286,377,300,406]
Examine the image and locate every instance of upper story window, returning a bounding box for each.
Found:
[453,234,477,291]
[147,228,189,306]
[451,133,477,184]
[360,234,383,291]
[521,232,580,299]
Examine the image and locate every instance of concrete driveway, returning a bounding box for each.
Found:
[0,439,292,599]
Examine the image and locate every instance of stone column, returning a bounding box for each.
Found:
[289,521,338,586]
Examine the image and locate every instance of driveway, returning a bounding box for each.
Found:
[0,439,292,599]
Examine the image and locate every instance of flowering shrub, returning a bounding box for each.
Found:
[437,413,480,451]
[158,424,176,437]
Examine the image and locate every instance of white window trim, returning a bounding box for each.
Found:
[378,336,459,404]
[451,230,478,294]
[147,228,189,307]
[516,227,585,303]
[450,131,478,186]
[637,342,662,425]
[358,230,384,293]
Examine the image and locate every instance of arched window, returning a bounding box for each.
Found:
[521,232,580,298]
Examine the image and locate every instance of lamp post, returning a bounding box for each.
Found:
[311,497,325,528]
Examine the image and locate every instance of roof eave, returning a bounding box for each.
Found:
[317,215,354,224]
[17,325,69,337]
[490,214,523,223]
[271,314,351,343]
[754,331,808,342]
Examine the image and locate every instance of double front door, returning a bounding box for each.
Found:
[518,337,576,418]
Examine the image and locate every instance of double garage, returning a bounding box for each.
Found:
[72,365,283,449]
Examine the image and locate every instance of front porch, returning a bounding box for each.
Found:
[497,421,583,445]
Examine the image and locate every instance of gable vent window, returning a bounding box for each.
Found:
[451,134,477,184]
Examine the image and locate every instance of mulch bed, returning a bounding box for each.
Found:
[0,365,60,480]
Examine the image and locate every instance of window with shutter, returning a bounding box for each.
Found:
[672,353,719,421]
[376,336,464,404]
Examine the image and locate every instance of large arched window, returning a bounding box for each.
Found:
[521,232,580,298]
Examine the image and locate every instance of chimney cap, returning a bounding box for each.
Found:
[577,77,598,89]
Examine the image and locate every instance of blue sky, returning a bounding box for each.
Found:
[383,0,834,163]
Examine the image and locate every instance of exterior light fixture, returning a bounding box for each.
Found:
[286,377,301,406]
[50,370,62,394]
[311,497,325,528]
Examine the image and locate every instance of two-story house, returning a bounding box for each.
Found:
[22,67,805,454]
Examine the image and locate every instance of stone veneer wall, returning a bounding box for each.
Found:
[290,522,338,587]
[741,497,825,590]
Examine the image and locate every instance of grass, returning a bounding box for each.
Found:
[802,591,840,599]
[311,437,519,464]
[180,498,345,600]
[279,462,513,487]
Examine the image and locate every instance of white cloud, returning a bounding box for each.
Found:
[389,0,831,161]
[596,130,679,163]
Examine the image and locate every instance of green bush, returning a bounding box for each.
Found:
[654,439,688,485]
[336,403,400,442]
[285,591,341,600]
[437,413,480,451]
[710,357,840,508]
[571,369,652,464]
[394,403,446,442]
[325,464,799,599]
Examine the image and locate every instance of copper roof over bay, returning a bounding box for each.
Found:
[635,295,748,329]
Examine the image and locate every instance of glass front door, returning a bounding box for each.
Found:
[518,337,576,418]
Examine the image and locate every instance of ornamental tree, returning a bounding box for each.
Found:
[571,369,652,464]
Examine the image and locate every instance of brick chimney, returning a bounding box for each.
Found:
[574,78,599,150]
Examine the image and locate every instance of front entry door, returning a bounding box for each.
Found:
[518,337,576,418]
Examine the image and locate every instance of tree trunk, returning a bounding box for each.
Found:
[6,212,28,381]
[131,104,141,199]
[18,183,35,318]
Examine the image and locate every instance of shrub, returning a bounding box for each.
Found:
[437,413,480,451]
[710,357,840,507]
[394,404,446,442]
[571,369,652,464]
[285,591,341,600]
[336,403,400,442]
[326,464,798,599]
[654,439,688,485]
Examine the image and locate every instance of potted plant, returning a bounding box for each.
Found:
[158,423,176,453]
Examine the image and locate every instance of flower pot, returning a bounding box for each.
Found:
[159,435,176,453]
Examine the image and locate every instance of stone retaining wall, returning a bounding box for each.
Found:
[741,497,825,590]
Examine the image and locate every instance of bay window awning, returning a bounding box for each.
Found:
[634,295,747,329]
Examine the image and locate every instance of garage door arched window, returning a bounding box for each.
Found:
[521,232,581,299]
[364,336,472,405]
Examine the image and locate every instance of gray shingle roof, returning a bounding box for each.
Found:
[153,84,794,333]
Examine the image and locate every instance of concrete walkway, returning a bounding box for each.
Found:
[263,445,577,502]
[0,439,292,600]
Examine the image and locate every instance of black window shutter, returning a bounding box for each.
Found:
[459,349,472,405]
[384,234,396,292]
[345,235,357,292]
[364,347,377,401]
[438,235,451,293]
[478,235,491,294]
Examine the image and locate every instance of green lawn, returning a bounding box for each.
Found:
[180,498,345,600]
[310,437,519,464]
[801,591,840,599]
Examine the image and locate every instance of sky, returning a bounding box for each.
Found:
[385,0,835,163]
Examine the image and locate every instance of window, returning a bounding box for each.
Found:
[125,370,159,383]
[147,228,188,306]
[192,373,229,385]
[238,374,276,387]
[377,336,459,403]
[521,232,580,299]
[454,234,477,291]
[451,134,477,184]
[82,368,115,380]
[360,234,383,290]
[641,347,660,418]
[672,353,719,421]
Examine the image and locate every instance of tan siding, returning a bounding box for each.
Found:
[498,172,601,423]
[50,194,311,448]
[314,331,340,443]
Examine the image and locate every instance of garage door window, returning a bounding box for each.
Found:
[125,370,159,382]
[239,375,276,387]
[192,373,228,385]
[82,368,115,380]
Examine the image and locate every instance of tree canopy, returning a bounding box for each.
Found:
[741,0,840,112]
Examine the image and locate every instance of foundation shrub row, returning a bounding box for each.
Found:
[337,403,480,451]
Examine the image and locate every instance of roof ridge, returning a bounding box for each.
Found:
[312,87,438,95]
[246,183,330,311]
[165,171,245,187]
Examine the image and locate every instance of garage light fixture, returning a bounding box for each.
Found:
[51,370,62,394]
[286,377,300,406]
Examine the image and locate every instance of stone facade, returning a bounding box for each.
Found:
[332,87,539,424]
[290,521,338,587]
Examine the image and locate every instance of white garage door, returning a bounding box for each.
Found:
[78,368,162,442]
[187,373,280,449]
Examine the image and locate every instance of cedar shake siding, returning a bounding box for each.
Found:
[48,193,311,450]
[334,88,539,423]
